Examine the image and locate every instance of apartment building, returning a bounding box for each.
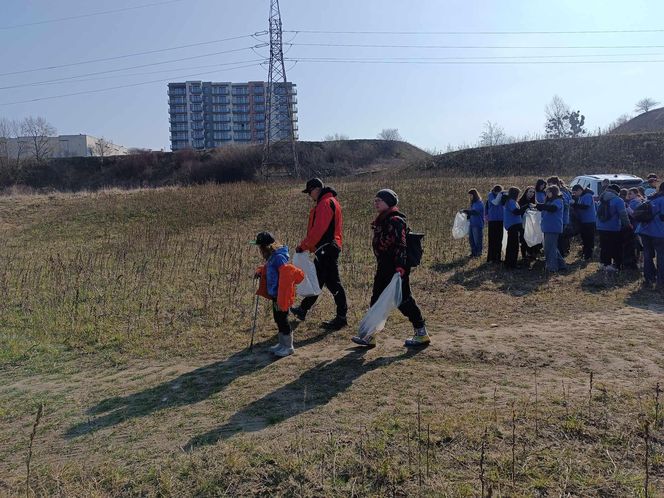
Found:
[167,80,298,151]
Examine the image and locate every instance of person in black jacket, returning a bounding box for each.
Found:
[518,186,539,260]
[503,187,530,268]
[351,189,429,348]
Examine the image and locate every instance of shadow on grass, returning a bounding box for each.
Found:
[430,255,471,273]
[64,330,333,439]
[184,347,424,450]
[624,286,664,313]
[580,266,642,294]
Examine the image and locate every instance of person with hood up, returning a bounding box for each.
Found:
[485,185,504,263]
[571,184,597,260]
[252,232,296,357]
[351,189,429,348]
[535,185,567,272]
[290,178,348,330]
[596,183,631,271]
[635,182,664,290]
[461,188,484,258]
[503,187,530,269]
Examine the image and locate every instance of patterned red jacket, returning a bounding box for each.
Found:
[372,207,408,268]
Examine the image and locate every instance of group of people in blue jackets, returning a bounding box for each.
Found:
[461,174,664,290]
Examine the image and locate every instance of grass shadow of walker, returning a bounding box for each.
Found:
[64,330,334,440]
[184,347,423,451]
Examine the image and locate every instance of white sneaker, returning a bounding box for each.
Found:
[269,333,284,353]
[274,333,295,357]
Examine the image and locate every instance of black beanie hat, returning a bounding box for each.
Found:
[376,189,398,207]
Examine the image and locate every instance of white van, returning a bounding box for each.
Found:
[569,174,644,196]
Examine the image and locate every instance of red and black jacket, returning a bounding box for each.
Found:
[300,187,343,252]
[372,207,408,269]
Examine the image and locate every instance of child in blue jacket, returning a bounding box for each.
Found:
[462,189,484,258]
[252,231,295,357]
[596,184,630,271]
[535,185,567,272]
[571,185,596,260]
[503,187,529,268]
[635,183,664,290]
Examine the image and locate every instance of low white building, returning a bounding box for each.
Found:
[0,134,129,160]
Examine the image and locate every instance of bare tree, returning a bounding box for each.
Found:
[0,118,9,168]
[634,97,660,114]
[377,128,403,141]
[323,133,350,141]
[0,118,27,167]
[545,95,571,138]
[94,137,112,163]
[606,113,632,133]
[479,121,507,147]
[21,116,56,162]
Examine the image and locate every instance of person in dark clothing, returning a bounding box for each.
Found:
[518,186,539,260]
[462,189,484,258]
[485,185,504,263]
[290,178,348,330]
[503,187,529,268]
[352,189,429,348]
[571,184,597,260]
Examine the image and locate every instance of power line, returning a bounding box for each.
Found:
[288,57,664,66]
[285,28,664,36]
[287,52,664,62]
[0,0,195,30]
[0,62,264,106]
[0,46,262,90]
[0,34,257,78]
[289,41,664,50]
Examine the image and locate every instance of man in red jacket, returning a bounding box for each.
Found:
[291,178,348,330]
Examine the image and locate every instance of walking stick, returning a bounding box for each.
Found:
[249,283,260,352]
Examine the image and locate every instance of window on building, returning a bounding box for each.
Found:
[254,105,265,113]
[190,104,202,112]
[211,96,229,104]
[232,96,249,104]
[253,86,265,95]
[253,95,265,104]
[211,86,229,95]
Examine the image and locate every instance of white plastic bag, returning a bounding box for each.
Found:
[452,211,470,240]
[501,227,508,256]
[293,252,321,297]
[523,210,544,247]
[357,273,403,339]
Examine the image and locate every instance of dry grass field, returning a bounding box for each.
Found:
[0,174,662,497]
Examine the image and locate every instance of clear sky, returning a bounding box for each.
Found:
[1,0,663,151]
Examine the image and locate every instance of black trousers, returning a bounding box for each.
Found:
[558,225,572,257]
[622,228,638,267]
[599,230,623,267]
[505,224,523,268]
[487,221,504,262]
[579,223,595,260]
[300,244,348,317]
[272,301,291,335]
[371,262,424,329]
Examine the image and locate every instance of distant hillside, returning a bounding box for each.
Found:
[611,107,664,134]
[0,139,429,192]
[407,133,664,178]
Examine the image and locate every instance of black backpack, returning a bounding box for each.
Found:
[632,201,655,223]
[597,199,611,222]
[406,231,425,267]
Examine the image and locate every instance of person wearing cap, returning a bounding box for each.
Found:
[571,184,597,260]
[635,182,664,290]
[596,183,631,271]
[643,173,660,198]
[251,232,295,357]
[351,188,430,348]
[290,178,348,330]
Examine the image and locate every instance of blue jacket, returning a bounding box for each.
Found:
[538,197,564,234]
[467,200,485,228]
[561,190,572,226]
[266,245,290,298]
[503,199,524,229]
[573,190,596,224]
[485,192,504,222]
[636,196,664,238]
[596,191,629,232]
[535,191,547,204]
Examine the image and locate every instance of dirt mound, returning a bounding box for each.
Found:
[611,107,664,134]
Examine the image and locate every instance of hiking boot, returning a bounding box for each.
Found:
[351,335,376,347]
[274,333,295,357]
[290,306,307,321]
[321,316,347,330]
[269,333,285,353]
[405,326,431,348]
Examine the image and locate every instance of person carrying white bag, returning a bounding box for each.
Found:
[352,189,430,348]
